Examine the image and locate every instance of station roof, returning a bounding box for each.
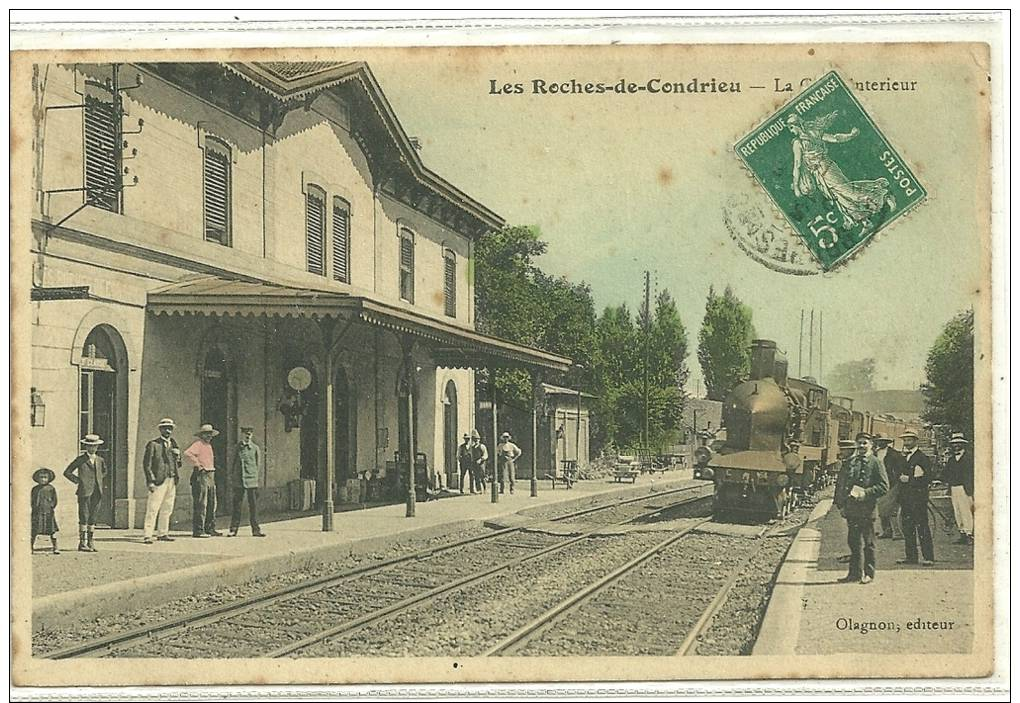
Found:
[147,276,571,373]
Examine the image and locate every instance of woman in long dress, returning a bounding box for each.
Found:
[788,112,895,234]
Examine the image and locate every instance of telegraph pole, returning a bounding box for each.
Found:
[642,270,651,449]
[819,311,824,385]
[808,309,815,379]
[798,309,804,377]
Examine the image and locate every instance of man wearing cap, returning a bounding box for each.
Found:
[897,429,935,565]
[229,426,265,537]
[833,438,858,565]
[496,432,522,495]
[63,434,107,552]
[457,433,475,494]
[941,433,974,545]
[873,434,906,540]
[833,433,888,584]
[141,418,182,544]
[184,423,222,538]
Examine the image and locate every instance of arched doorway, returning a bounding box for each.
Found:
[443,380,458,489]
[78,325,128,527]
[200,346,235,514]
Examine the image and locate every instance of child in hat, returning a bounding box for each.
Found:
[31,468,60,554]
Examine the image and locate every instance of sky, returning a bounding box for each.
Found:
[365,43,987,391]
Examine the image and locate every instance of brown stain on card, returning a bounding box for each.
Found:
[657,166,674,187]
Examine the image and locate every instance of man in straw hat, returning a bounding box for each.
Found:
[896,429,935,566]
[184,423,222,538]
[496,432,522,495]
[833,432,888,584]
[457,432,475,494]
[941,432,974,545]
[141,418,182,544]
[63,433,107,552]
[873,434,906,540]
[467,428,487,493]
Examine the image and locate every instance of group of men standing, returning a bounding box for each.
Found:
[457,430,522,495]
[138,418,265,542]
[834,429,975,584]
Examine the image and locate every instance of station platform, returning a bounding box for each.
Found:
[30,472,696,631]
[754,494,974,655]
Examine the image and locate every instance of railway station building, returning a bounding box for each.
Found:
[28,61,569,531]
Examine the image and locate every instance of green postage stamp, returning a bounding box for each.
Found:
[736,71,926,270]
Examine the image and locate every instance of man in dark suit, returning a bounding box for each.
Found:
[63,433,107,552]
[874,434,906,539]
[897,429,935,565]
[141,417,182,544]
[942,432,974,544]
[834,433,889,584]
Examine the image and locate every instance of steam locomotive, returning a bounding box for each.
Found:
[693,339,926,519]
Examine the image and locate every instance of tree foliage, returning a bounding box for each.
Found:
[921,309,974,436]
[474,225,596,403]
[697,285,756,401]
[827,358,877,392]
[474,225,693,454]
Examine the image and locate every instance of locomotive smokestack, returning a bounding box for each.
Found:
[750,339,777,381]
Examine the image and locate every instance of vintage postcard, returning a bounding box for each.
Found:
[9,16,1006,694]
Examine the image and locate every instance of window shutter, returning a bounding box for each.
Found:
[83,96,119,212]
[203,147,230,244]
[444,254,456,317]
[306,190,325,275]
[399,234,414,302]
[332,201,350,283]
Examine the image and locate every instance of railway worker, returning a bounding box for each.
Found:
[63,433,107,553]
[469,429,488,492]
[834,439,856,565]
[228,426,265,538]
[141,417,182,544]
[496,432,522,495]
[941,433,974,545]
[873,434,906,540]
[833,432,888,584]
[457,433,476,494]
[185,423,222,538]
[896,429,935,566]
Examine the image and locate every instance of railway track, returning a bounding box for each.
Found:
[485,525,769,657]
[42,483,712,659]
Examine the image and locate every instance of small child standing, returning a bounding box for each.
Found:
[31,468,60,555]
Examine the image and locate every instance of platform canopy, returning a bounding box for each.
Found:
[147,276,571,373]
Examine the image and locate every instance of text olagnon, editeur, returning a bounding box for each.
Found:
[489,77,742,95]
[834,618,957,635]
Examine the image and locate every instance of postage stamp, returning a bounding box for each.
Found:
[735,71,927,271]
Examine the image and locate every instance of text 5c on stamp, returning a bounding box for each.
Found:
[735,71,927,271]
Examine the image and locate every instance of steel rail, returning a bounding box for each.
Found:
[675,556,751,655]
[266,492,711,657]
[483,517,713,657]
[44,482,710,659]
[674,524,770,656]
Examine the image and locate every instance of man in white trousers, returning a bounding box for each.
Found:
[941,432,974,545]
[141,417,182,544]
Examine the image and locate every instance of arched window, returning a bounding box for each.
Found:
[306,184,326,276]
[398,227,415,303]
[203,136,232,246]
[332,196,351,284]
[443,249,457,318]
